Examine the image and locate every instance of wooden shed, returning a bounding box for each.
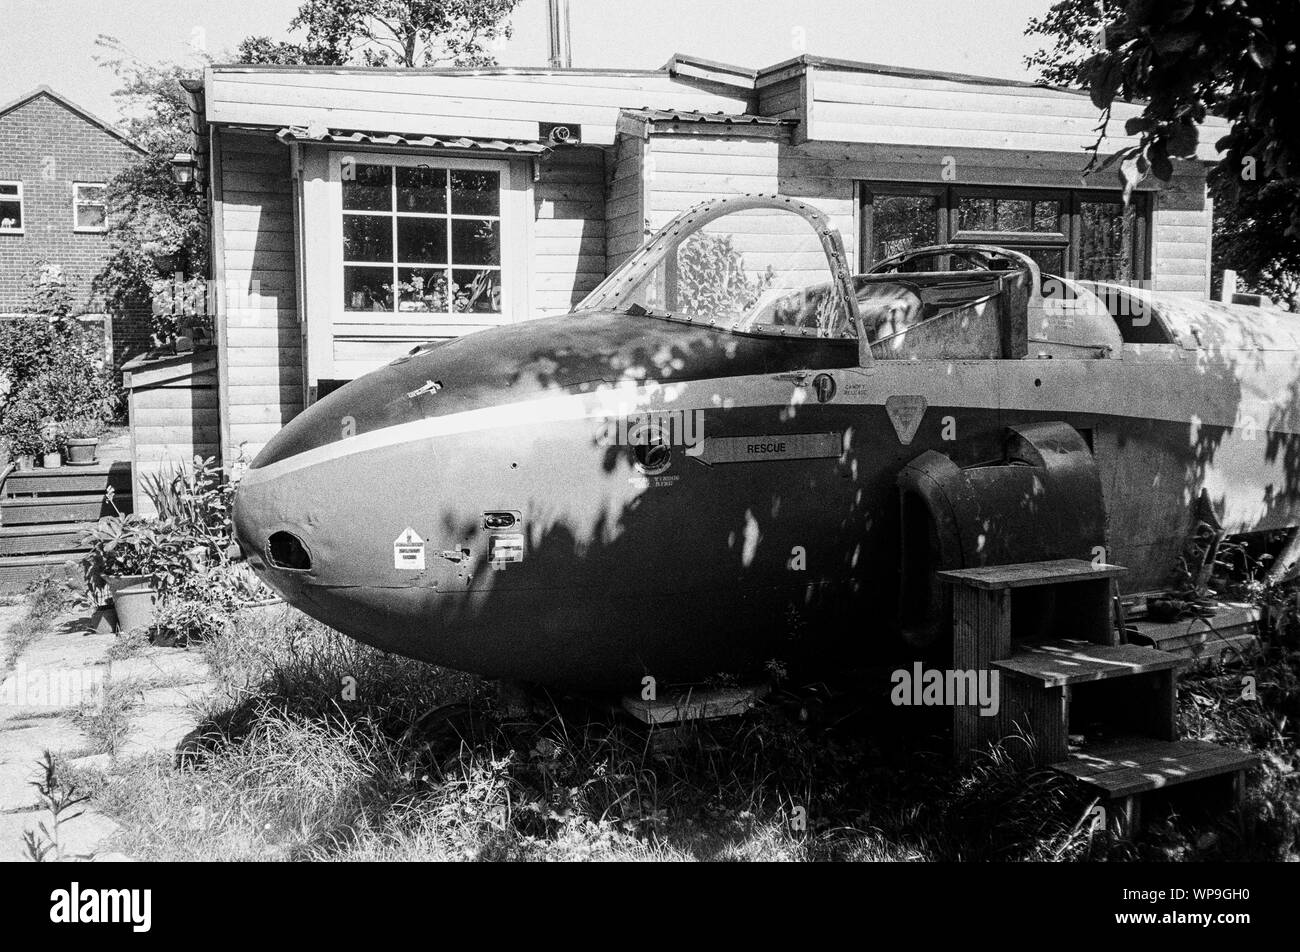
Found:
[181,53,1228,466]
[121,347,219,516]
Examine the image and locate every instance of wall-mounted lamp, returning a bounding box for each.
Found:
[170,152,198,189]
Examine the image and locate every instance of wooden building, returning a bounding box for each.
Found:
[183,53,1224,466]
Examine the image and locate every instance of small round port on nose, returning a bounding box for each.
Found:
[267,531,312,571]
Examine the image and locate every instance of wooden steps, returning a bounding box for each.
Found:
[941,559,1257,834]
[0,461,131,593]
[1052,736,1258,832]
[1126,601,1260,662]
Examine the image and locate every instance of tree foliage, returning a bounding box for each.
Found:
[91,37,209,341]
[1025,0,1300,308]
[1077,1,1300,216]
[238,0,522,68]
[1025,0,1123,87]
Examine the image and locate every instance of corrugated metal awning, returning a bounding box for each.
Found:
[619,108,793,126]
[275,126,547,153]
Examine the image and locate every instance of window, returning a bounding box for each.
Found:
[72,183,107,232]
[0,181,22,232]
[341,160,502,317]
[861,183,1149,283]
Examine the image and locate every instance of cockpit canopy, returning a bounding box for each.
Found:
[576,195,1150,361]
[576,195,860,339]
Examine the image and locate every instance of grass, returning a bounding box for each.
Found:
[78,606,1099,861]
[75,593,1300,862]
[0,571,72,679]
[74,676,141,756]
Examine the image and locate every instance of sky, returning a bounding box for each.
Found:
[0,0,1060,126]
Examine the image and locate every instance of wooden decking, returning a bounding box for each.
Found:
[937,558,1126,590]
[1126,601,1260,662]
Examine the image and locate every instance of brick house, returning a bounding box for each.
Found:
[0,86,150,364]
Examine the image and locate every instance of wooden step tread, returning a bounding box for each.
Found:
[3,461,125,477]
[938,559,1126,590]
[1052,737,1257,798]
[0,553,80,567]
[0,523,92,537]
[994,639,1186,687]
[0,493,108,508]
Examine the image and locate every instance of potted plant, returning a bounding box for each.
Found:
[81,508,188,634]
[63,416,104,465]
[0,399,42,471]
[39,421,61,469]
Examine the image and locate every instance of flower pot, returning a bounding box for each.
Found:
[15,454,35,472]
[41,451,62,469]
[106,574,156,633]
[65,438,99,465]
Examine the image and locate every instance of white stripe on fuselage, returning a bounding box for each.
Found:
[240,356,1299,485]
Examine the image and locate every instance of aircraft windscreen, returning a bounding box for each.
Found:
[577,206,854,338]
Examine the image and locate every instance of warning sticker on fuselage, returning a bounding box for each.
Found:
[394,528,426,570]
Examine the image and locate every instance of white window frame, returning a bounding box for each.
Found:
[0,181,23,234]
[328,151,522,336]
[72,181,108,233]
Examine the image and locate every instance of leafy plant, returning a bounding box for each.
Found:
[80,501,191,600]
[0,399,43,458]
[64,416,106,441]
[140,456,234,559]
[22,751,92,862]
[90,39,209,344]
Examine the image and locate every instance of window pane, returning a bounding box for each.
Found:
[1031,200,1061,232]
[958,197,995,231]
[1079,200,1135,282]
[75,204,106,229]
[343,215,392,262]
[343,164,391,211]
[1,200,21,229]
[396,166,447,213]
[0,183,17,196]
[398,267,450,312]
[344,267,393,311]
[451,218,499,266]
[397,217,447,264]
[76,184,106,203]
[450,170,499,215]
[958,196,1061,233]
[872,194,938,262]
[451,269,501,313]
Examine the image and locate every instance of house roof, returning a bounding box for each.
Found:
[197,51,1227,161]
[0,86,145,154]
